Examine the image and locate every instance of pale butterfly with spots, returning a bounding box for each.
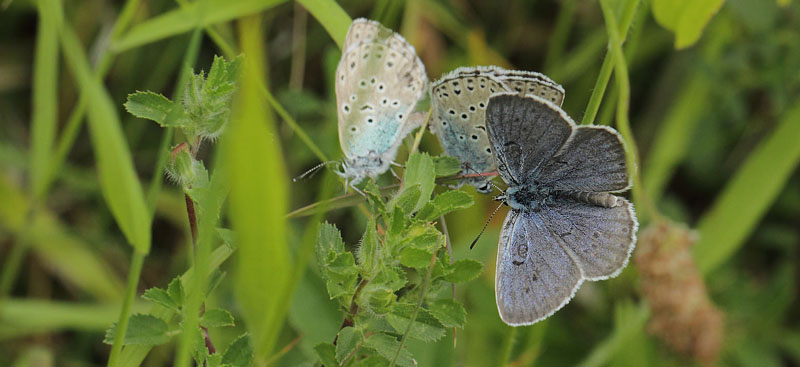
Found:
[485,93,637,326]
[335,18,427,189]
[429,66,564,193]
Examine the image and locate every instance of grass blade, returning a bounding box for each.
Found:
[60,24,151,255]
[694,103,800,274]
[227,16,291,362]
[113,0,287,52]
[296,0,351,50]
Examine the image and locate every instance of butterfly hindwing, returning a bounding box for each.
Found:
[430,68,509,192]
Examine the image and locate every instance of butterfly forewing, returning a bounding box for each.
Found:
[485,93,573,184]
[538,126,630,192]
[335,19,427,167]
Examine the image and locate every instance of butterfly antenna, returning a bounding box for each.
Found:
[463,163,505,195]
[469,201,505,250]
[292,161,340,182]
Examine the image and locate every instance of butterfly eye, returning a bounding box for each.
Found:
[458,135,465,141]
[381,98,388,105]
[350,95,356,101]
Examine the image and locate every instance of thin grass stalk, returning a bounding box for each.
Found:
[107,252,145,367]
[580,0,640,126]
[599,0,656,221]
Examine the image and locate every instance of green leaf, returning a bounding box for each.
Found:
[428,299,467,328]
[191,326,208,365]
[60,23,151,254]
[222,333,254,367]
[314,342,340,367]
[103,314,170,345]
[124,91,179,126]
[335,327,362,363]
[402,153,436,213]
[652,0,725,48]
[325,253,359,302]
[420,190,474,221]
[296,0,352,49]
[142,287,178,311]
[317,222,346,263]
[400,247,432,269]
[358,220,381,278]
[433,155,462,177]
[351,355,390,367]
[392,184,421,216]
[201,308,235,328]
[357,282,396,315]
[694,104,800,274]
[404,224,443,252]
[444,259,483,283]
[206,354,223,367]
[113,0,288,52]
[363,179,387,215]
[385,303,446,342]
[167,277,185,308]
[386,207,406,244]
[363,333,414,367]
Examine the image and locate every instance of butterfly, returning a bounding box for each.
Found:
[485,92,637,326]
[429,66,564,193]
[335,18,427,189]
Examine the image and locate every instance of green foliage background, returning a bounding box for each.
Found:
[1,0,799,366]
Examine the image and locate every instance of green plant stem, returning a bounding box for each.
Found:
[580,0,640,126]
[599,0,656,221]
[107,251,146,367]
[497,326,518,366]
[389,248,438,367]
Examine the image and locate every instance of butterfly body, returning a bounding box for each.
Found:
[335,18,427,187]
[486,93,637,326]
[430,66,564,192]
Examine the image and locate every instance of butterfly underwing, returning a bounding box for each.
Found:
[485,93,637,326]
[335,18,427,188]
[429,66,564,193]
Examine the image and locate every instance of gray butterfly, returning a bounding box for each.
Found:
[485,93,637,326]
[335,18,427,188]
[429,66,564,193]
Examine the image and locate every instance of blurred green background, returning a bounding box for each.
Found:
[1,0,799,366]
